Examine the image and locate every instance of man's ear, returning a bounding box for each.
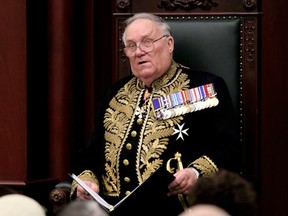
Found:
[167,36,174,53]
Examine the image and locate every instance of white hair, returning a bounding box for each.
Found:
[122,13,171,46]
[0,194,46,216]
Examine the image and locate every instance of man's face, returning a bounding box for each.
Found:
[124,19,174,86]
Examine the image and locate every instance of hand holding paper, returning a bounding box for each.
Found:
[69,174,114,211]
[69,165,181,215]
[77,180,100,200]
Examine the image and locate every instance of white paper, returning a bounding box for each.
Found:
[69,173,114,211]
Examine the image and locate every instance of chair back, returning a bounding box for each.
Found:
[166,17,241,114]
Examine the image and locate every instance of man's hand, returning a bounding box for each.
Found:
[167,168,197,196]
[76,181,100,200]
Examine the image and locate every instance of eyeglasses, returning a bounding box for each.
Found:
[124,35,169,57]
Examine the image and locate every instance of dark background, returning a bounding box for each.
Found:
[0,0,287,215]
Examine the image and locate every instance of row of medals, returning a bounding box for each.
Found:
[155,96,219,120]
[136,90,219,122]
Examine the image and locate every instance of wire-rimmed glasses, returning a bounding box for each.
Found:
[124,35,169,57]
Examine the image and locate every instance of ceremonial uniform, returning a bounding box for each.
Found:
[71,61,241,215]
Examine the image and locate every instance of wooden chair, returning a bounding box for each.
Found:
[49,14,259,215]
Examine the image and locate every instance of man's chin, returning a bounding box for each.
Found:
[138,70,154,78]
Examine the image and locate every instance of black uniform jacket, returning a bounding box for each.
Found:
[72,61,241,215]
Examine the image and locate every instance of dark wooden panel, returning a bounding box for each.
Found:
[0,0,27,179]
[47,0,97,181]
[260,0,288,215]
[241,16,259,183]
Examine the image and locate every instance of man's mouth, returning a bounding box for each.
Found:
[138,60,148,65]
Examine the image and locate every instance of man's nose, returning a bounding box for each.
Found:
[135,43,145,55]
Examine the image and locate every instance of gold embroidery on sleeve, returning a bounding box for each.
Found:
[189,155,218,177]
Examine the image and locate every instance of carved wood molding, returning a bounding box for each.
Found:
[116,0,131,12]
[243,0,257,11]
[114,0,257,13]
[118,20,128,64]
[244,17,256,63]
[158,0,218,11]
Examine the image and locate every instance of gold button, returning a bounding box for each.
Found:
[125,191,131,196]
[123,159,129,166]
[137,118,143,125]
[131,131,137,137]
[124,177,130,183]
[126,143,132,150]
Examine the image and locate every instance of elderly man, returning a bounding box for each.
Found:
[71,13,241,216]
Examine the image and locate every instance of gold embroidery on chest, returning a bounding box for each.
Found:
[103,63,190,196]
[103,78,139,196]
